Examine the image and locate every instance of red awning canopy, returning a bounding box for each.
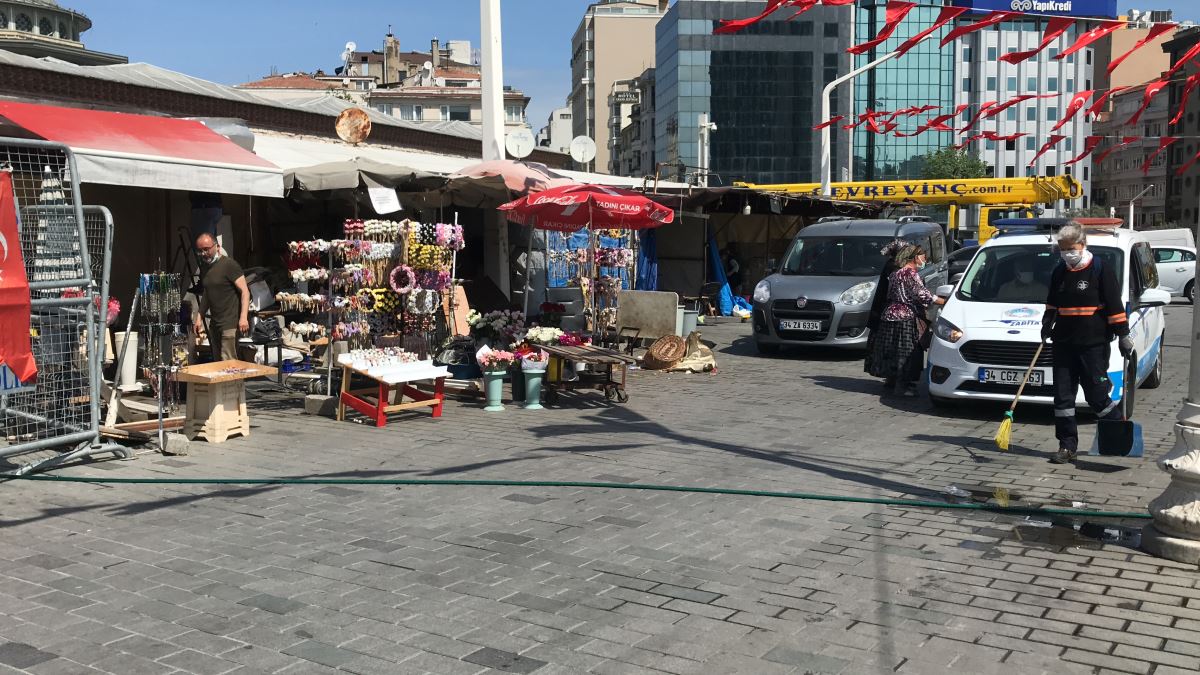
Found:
[0,101,283,197]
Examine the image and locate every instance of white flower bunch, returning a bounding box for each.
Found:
[524,326,564,345]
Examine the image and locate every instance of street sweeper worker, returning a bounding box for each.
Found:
[1041,222,1133,464]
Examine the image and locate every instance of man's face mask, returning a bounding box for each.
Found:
[1061,250,1084,267]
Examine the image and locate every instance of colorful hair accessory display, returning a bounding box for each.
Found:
[436,223,465,250]
[416,270,451,291]
[290,268,330,283]
[389,264,416,294]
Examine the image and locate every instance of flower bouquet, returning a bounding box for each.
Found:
[476,348,518,373]
[520,349,549,372]
[467,309,527,347]
[524,326,564,346]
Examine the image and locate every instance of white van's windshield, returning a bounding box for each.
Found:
[957,244,1124,304]
[781,236,895,276]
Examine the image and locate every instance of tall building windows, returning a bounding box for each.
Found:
[1026,76,1037,90]
[962,77,971,93]
[986,76,997,91]
[1007,77,1017,91]
[1048,77,1058,92]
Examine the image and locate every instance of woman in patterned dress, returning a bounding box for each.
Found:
[865,243,944,396]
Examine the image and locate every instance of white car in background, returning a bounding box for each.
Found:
[1153,246,1196,303]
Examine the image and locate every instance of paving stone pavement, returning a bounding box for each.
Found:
[0,304,1198,674]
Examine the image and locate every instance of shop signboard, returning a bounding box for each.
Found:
[951,0,1118,18]
[613,91,640,105]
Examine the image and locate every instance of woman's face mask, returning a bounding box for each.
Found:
[1061,249,1085,267]
[916,256,927,270]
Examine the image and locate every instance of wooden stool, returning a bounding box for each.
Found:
[183,380,248,443]
[176,360,277,444]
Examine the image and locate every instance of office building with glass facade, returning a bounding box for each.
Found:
[853,0,956,181]
[654,0,852,185]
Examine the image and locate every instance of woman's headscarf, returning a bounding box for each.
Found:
[894,243,925,268]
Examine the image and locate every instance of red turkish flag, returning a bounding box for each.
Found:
[1094,137,1140,165]
[1000,17,1076,65]
[1052,90,1096,132]
[0,172,37,384]
[1108,22,1177,75]
[812,115,846,130]
[1058,21,1126,60]
[1143,137,1179,175]
[821,0,856,4]
[1064,136,1104,165]
[955,134,987,150]
[1028,135,1067,167]
[959,101,998,134]
[714,0,791,35]
[1126,79,1169,126]
[940,11,1019,47]
[894,6,969,56]
[1176,146,1200,177]
[1172,74,1200,126]
[848,1,918,55]
[1166,41,1200,80]
[1085,87,1126,118]
[984,131,1026,142]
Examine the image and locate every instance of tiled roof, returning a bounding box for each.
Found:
[237,74,332,90]
[437,68,480,80]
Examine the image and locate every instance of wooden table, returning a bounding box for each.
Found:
[540,344,637,404]
[176,360,278,443]
[337,359,450,427]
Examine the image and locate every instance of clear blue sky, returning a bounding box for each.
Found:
[72,1,1200,133]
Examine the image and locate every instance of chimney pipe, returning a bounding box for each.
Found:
[431,38,440,69]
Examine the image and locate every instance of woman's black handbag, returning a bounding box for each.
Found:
[252,319,283,344]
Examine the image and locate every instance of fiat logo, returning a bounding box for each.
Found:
[795,297,808,308]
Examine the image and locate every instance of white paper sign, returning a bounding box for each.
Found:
[368,185,402,214]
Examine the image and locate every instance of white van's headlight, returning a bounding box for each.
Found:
[839,281,875,305]
[753,280,771,304]
[934,317,964,344]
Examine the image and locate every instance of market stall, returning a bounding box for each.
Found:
[280,217,466,425]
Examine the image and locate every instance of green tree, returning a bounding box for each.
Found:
[920,147,989,180]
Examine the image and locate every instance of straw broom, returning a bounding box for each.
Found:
[994,341,1046,451]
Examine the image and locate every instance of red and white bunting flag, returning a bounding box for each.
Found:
[1172,74,1200,126]
[984,131,1026,142]
[1165,40,1200,80]
[1176,146,1200,176]
[955,134,987,150]
[1028,135,1067,167]
[715,0,852,35]
[1085,87,1127,118]
[1000,17,1076,65]
[1094,136,1140,165]
[1126,79,1169,127]
[1052,90,1096,132]
[812,115,845,130]
[983,94,1047,119]
[1058,20,1126,60]
[1143,137,1179,175]
[894,6,969,57]
[1064,136,1104,165]
[960,99,998,132]
[1108,22,1177,75]
[848,1,918,56]
[940,11,1019,47]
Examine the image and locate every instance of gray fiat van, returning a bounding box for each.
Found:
[751,218,948,353]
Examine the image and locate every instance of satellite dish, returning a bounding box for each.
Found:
[422,60,434,71]
[505,128,536,159]
[335,107,372,145]
[569,136,597,165]
[345,41,357,53]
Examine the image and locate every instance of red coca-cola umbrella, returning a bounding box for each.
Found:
[497,183,675,232]
[500,184,675,316]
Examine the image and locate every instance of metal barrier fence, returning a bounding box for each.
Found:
[0,138,126,472]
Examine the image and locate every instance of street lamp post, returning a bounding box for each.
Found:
[480,0,504,161]
[820,49,900,196]
[697,112,717,188]
[1127,185,1156,230]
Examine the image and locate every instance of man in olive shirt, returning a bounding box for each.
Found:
[193,233,250,361]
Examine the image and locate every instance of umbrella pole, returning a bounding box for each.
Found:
[522,223,533,317]
[589,204,596,334]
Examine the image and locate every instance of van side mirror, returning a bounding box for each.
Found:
[936,285,955,299]
[1137,288,1171,308]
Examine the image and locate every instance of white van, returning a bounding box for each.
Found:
[927,219,1170,416]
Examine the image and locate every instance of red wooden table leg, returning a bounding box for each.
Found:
[375,379,388,427]
[432,377,445,418]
